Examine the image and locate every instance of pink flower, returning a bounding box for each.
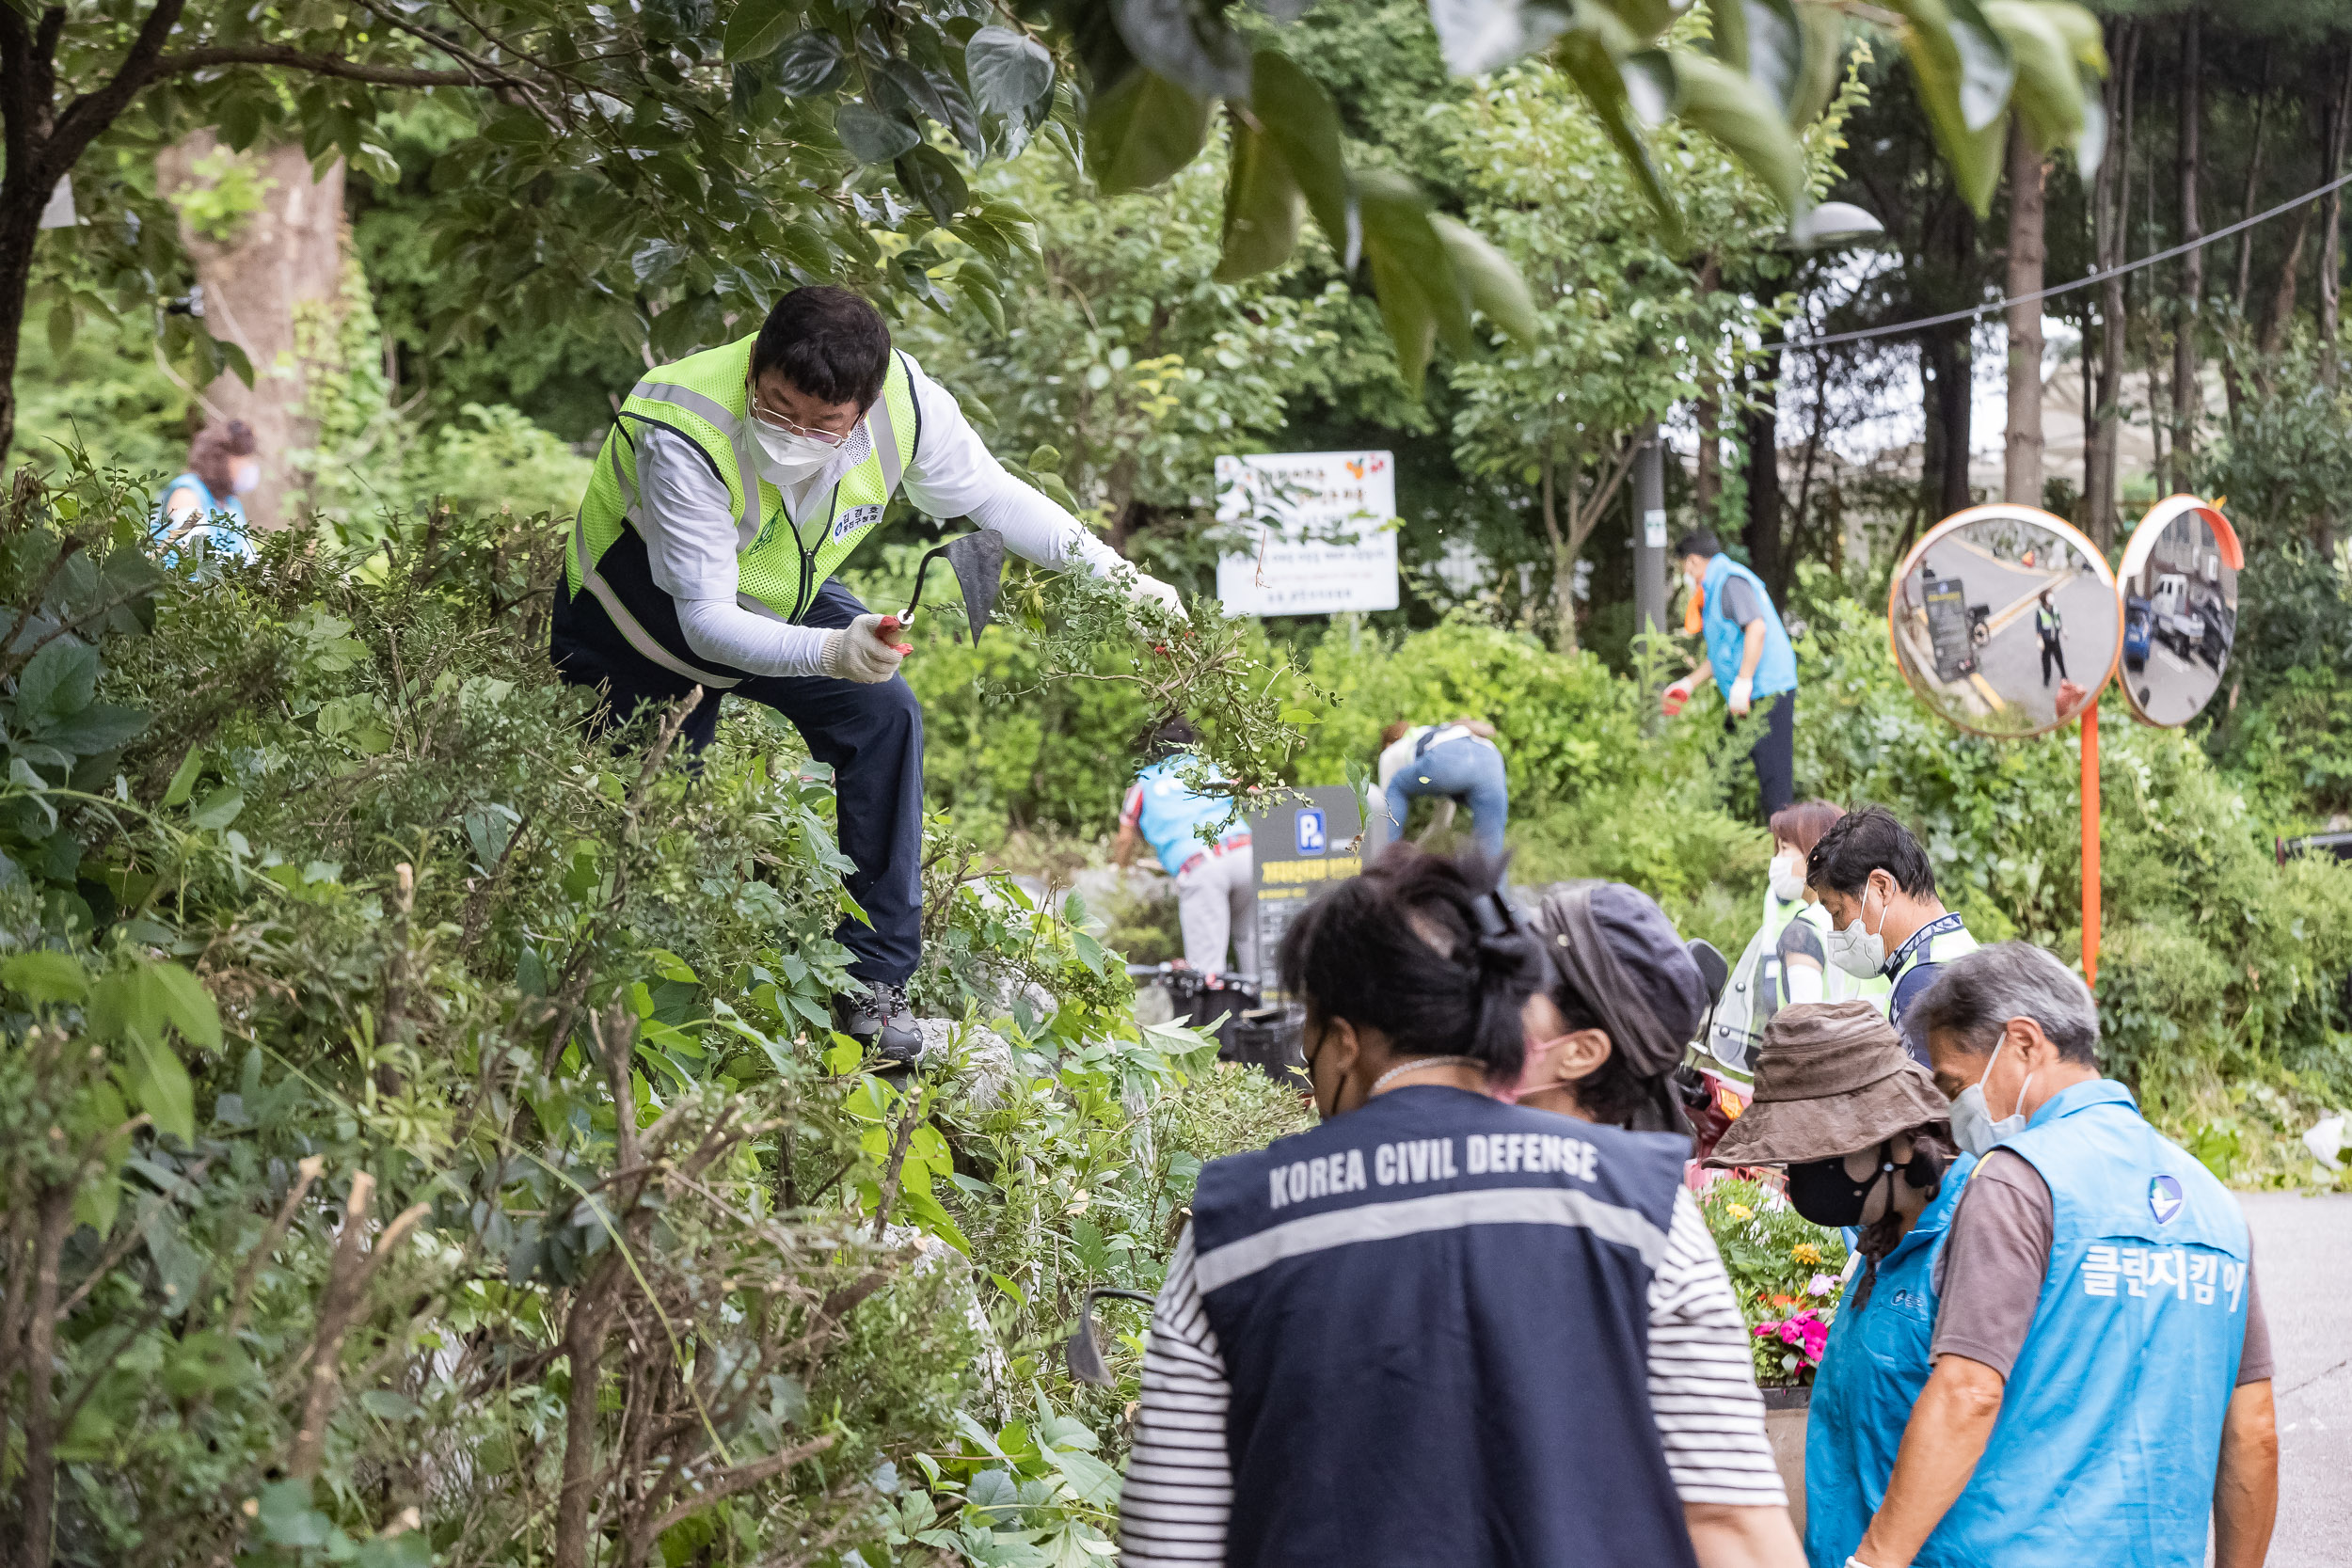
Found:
[1807,1272,1837,1297]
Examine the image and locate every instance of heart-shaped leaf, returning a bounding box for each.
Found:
[967,25,1055,118]
[897,145,970,226]
[1216,118,1305,280]
[772,30,848,96]
[1085,69,1212,194]
[1250,52,1351,263]
[836,103,922,165]
[723,0,798,63]
[1110,0,1249,101]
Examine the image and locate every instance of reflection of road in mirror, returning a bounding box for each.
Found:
[1893,522,2120,736]
[2121,511,2237,727]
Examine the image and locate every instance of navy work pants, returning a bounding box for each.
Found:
[550,578,925,986]
[1726,690,1795,825]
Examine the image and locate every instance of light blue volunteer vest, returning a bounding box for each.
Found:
[155,471,254,557]
[1804,1154,1978,1568]
[1701,553,1797,700]
[1935,1079,2249,1568]
[1134,755,1236,878]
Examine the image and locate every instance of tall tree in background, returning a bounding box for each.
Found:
[2172,7,2203,481]
[2005,120,2048,506]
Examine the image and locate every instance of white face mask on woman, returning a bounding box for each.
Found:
[1769,851,1807,904]
[1824,881,1890,977]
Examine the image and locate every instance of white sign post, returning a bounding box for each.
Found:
[1214,451,1399,616]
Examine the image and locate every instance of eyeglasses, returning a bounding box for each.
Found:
[746,379,860,445]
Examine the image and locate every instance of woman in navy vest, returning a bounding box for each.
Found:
[1118,847,1805,1568]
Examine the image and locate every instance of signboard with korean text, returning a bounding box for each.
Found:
[1214,451,1399,616]
[1248,786,1366,1000]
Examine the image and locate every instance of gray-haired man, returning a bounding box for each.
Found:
[1846,943,2276,1568]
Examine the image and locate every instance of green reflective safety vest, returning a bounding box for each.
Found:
[566,334,921,687]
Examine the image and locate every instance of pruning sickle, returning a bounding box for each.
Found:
[888,529,1008,646]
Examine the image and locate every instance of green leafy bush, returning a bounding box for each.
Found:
[1694,1177,1848,1387]
[0,457,1303,1566]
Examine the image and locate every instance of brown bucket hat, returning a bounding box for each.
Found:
[1706,1000,1954,1167]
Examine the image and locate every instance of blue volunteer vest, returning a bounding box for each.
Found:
[1186,1086,1696,1568]
[155,471,253,557]
[1804,1155,1978,1568]
[1935,1080,2249,1568]
[1701,553,1798,700]
[1133,755,1236,877]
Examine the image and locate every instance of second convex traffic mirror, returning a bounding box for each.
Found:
[2115,497,2243,728]
[1887,506,2120,739]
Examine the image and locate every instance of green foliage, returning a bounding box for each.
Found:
[1694,1177,1848,1386]
[0,453,1298,1563]
[165,147,276,246]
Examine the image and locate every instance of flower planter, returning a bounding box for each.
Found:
[1759,1385,1810,1535]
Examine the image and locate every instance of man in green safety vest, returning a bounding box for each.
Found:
[1804,805,1978,1066]
[554,287,1181,1064]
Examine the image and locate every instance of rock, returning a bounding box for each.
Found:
[916,1017,1017,1108]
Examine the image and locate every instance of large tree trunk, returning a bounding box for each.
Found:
[2259,204,2311,362]
[154,133,346,532]
[2321,50,2352,391]
[1692,255,1722,518]
[2234,47,2273,318]
[2087,22,2137,550]
[1923,326,1972,519]
[2005,121,2047,507]
[1742,330,1786,599]
[2170,8,2202,477]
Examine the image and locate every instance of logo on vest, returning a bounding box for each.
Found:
[2148,1173,2185,1225]
[832,503,883,541]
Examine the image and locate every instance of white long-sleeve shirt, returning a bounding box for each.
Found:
[629,353,1125,677]
[1117,1188,1787,1563]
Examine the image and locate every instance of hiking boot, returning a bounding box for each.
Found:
[832,980,922,1069]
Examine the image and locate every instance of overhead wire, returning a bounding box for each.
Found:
[1783,163,2352,351]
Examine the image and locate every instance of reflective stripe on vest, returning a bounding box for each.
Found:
[569,336,921,635]
[1187,1087,1698,1568]
[1933,1083,2249,1568]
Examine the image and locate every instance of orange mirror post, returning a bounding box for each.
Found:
[2081,701,2100,986]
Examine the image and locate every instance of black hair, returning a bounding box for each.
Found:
[751,286,892,408]
[1277,845,1543,1085]
[1674,530,1721,559]
[1806,804,1937,900]
[1533,974,1663,1129]
[1146,715,1199,757]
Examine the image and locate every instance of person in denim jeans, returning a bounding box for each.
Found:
[1375,719,1509,856]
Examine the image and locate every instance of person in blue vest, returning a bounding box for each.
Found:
[1118,846,1806,1568]
[1662,531,1799,822]
[1704,1001,1975,1568]
[156,419,262,558]
[1804,807,1976,1066]
[1115,717,1254,976]
[1842,944,2277,1568]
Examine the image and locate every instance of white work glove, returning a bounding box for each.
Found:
[1124,569,1187,620]
[1728,674,1754,717]
[1661,676,1696,718]
[821,613,908,685]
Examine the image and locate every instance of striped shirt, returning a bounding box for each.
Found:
[1118,1186,1784,1563]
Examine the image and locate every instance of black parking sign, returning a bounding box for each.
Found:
[1248,786,1365,1000]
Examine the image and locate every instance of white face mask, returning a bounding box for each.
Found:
[751,420,840,483]
[1824,882,1889,977]
[1949,1035,2035,1155]
[230,459,261,496]
[1769,851,1807,904]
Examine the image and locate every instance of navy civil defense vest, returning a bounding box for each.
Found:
[1187,1085,1695,1568]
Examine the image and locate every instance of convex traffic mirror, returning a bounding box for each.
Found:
[1887,506,2120,739]
[2115,497,2243,728]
